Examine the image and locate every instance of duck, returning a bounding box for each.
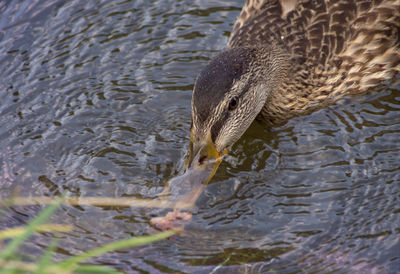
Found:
[185,0,400,168]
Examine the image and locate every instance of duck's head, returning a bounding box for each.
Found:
[186,46,287,169]
[159,47,288,207]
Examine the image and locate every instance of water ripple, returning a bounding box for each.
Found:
[0,0,399,272]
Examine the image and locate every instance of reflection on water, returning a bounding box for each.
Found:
[0,0,399,272]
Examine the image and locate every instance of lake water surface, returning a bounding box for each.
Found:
[0,0,399,272]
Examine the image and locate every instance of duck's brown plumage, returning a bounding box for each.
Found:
[229,0,400,124]
[187,0,400,166]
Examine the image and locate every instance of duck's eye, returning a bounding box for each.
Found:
[228,96,239,110]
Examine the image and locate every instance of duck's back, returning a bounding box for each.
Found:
[229,0,400,123]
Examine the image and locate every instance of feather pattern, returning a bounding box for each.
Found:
[228,0,400,123]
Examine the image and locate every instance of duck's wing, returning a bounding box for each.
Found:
[228,0,400,84]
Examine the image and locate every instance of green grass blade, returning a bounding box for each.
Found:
[0,224,73,240]
[35,238,58,274]
[73,264,123,273]
[0,258,36,274]
[59,229,179,270]
[0,197,63,260]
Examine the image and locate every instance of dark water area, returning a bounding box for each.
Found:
[0,0,399,272]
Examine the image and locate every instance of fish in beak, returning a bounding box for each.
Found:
[151,131,228,230]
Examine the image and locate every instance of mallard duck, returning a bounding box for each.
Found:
[186,0,400,168]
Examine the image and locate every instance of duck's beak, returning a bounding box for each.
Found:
[185,130,227,170]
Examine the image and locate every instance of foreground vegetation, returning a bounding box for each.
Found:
[0,197,178,273]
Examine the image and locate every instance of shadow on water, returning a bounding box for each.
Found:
[0,0,399,272]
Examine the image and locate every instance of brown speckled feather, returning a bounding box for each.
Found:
[228,0,400,123]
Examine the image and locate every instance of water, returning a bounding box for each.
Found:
[1,0,399,272]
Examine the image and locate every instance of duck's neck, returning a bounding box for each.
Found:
[250,44,332,125]
[241,45,291,124]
